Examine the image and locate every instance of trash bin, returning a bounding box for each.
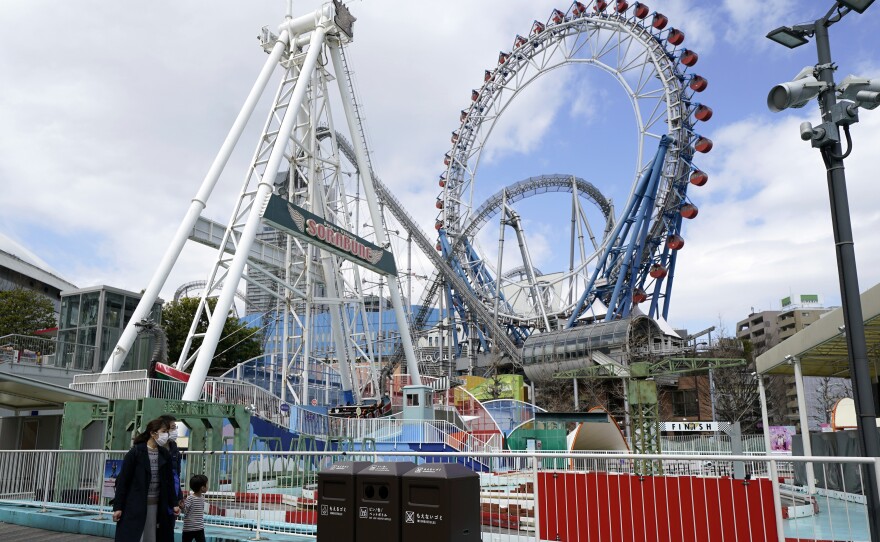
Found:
[317,461,371,542]
[401,463,481,542]
[356,461,416,542]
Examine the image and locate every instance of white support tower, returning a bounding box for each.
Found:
[103,1,420,405]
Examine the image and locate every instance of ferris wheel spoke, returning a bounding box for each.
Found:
[592,30,620,63]
[643,115,667,138]
[643,98,667,128]
[617,39,647,74]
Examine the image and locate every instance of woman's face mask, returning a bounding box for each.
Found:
[155,431,170,446]
[168,429,178,442]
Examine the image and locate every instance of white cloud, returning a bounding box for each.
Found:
[3,0,879,344]
[669,109,880,332]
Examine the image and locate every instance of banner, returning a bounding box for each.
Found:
[262,195,397,276]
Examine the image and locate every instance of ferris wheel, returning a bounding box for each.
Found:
[431,1,712,344]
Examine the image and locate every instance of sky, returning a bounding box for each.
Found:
[2,0,880,337]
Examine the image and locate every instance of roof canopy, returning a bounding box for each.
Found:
[756,282,880,378]
[0,372,107,412]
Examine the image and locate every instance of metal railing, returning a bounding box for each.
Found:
[0,334,58,357]
[628,434,769,455]
[1,449,877,542]
[1,334,102,370]
[68,375,299,430]
[71,370,149,384]
[69,378,187,401]
[322,418,501,455]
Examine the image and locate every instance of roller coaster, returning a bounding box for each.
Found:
[101,0,713,419]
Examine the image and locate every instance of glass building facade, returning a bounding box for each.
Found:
[58,286,162,372]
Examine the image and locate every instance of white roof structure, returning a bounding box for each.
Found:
[0,247,76,292]
[756,282,880,378]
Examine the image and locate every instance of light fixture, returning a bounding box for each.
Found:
[839,0,876,13]
[767,66,828,112]
[838,75,880,110]
[766,26,810,49]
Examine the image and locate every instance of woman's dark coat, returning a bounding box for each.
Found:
[113,442,178,541]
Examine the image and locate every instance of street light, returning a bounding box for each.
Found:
[840,0,876,13]
[766,26,810,49]
[768,2,880,540]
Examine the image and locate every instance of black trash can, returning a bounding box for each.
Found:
[401,463,481,542]
[317,461,371,542]
[356,461,416,542]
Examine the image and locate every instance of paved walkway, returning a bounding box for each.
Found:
[0,522,110,540]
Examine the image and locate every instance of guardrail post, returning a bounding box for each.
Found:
[254,452,263,540]
[93,451,106,519]
[531,452,540,539]
[769,458,785,542]
[40,453,52,512]
[876,457,880,505]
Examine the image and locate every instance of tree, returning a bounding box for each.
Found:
[697,325,763,432]
[533,377,576,412]
[0,288,56,336]
[810,376,853,427]
[162,297,263,375]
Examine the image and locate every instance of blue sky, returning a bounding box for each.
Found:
[1,0,879,337]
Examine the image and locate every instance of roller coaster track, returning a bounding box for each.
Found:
[323,130,522,369]
[399,174,615,367]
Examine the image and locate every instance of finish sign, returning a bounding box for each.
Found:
[262,195,397,276]
[662,422,718,432]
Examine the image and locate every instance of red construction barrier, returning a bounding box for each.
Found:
[285,509,317,524]
[537,472,779,542]
[234,492,284,504]
[481,511,520,530]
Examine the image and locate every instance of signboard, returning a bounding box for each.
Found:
[262,195,397,276]
[662,421,718,432]
[280,403,290,414]
[769,425,795,454]
[103,459,124,499]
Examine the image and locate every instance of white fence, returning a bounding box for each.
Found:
[0,449,877,542]
[638,434,769,455]
[69,375,294,428]
[70,378,187,401]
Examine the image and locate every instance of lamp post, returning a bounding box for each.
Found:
[767,2,880,540]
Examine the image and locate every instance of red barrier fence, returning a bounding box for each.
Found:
[538,472,778,542]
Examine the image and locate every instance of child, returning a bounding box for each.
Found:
[182,474,208,542]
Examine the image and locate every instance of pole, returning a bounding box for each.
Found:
[378,277,384,376]
[569,179,576,307]
[104,30,289,374]
[182,23,328,401]
[792,357,816,492]
[328,43,422,386]
[494,190,507,326]
[303,248,312,407]
[813,17,880,542]
[407,234,412,314]
[758,374,786,542]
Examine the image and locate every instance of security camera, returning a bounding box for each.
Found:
[800,122,822,141]
[767,66,829,112]
[838,75,880,110]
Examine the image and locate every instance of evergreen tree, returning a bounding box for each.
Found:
[0,288,57,336]
[162,297,263,375]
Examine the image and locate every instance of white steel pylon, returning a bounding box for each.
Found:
[102,2,421,404]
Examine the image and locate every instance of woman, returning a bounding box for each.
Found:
[112,418,180,542]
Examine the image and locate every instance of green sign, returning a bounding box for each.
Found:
[262,195,397,276]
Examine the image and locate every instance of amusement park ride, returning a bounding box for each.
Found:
[99,0,717,450]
